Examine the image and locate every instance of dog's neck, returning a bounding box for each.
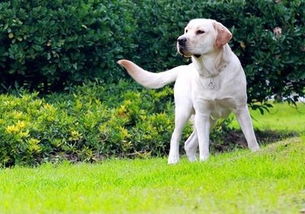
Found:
[192,45,229,78]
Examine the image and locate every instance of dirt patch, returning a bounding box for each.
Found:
[211,129,298,153]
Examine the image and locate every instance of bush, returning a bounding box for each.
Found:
[0,0,304,108]
[0,81,176,166]
[0,0,137,91]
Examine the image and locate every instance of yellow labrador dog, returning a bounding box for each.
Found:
[118,18,260,164]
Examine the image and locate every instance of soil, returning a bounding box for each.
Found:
[211,129,298,153]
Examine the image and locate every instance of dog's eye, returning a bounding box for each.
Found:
[196,30,205,35]
[185,29,188,33]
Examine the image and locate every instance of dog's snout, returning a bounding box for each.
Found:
[177,37,187,46]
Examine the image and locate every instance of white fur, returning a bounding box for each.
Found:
[118,19,260,164]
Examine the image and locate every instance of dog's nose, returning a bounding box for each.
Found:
[177,37,187,46]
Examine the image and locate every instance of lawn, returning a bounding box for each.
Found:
[0,103,304,214]
[240,102,305,134]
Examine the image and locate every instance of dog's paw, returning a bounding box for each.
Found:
[168,155,180,165]
[184,145,197,162]
[187,155,197,162]
[250,146,260,152]
[199,155,209,162]
[185,149,197,162]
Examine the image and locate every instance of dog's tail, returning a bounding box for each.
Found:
[117,59,179,89]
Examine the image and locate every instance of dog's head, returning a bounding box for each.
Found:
[177,19,232,58]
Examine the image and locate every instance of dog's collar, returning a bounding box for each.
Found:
[198,63,228,78]
[199,64,226,90]
[217,63,227,73]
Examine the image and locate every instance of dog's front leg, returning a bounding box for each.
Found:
[168,106,192,164]
[168,127,182,164]
[235,105,260,151]
[195,113,211,162]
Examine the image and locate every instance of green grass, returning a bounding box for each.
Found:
[0,102,305,213]
[247,102,305,133]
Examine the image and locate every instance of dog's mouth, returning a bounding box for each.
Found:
[177,45,192,58]
[177,44,201,58]
[177,47,201,58]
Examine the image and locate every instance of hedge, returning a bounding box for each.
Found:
[0,81,176,166]
[0,0,304,107]
[0,82,173,166]
[0,0,137,90]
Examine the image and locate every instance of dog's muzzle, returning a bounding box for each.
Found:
[176,36,201,58]
[177,36,190,57]
[177,36,187,46]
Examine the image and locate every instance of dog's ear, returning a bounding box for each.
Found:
[213,21,232,48]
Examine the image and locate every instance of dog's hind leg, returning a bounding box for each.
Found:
[184,131,198,162]
[235,105,260,151]
[184,118,216,162]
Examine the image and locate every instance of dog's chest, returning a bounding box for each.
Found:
[198,76,220,90]
[193,72,229,99]
[194,95,235,119]
[209,100,234,119]
[192,64,245,98]
[191,70,243,118]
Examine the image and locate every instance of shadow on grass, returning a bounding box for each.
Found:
[211,129,298,153]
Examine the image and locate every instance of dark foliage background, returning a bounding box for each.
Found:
[0,0,304,107]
